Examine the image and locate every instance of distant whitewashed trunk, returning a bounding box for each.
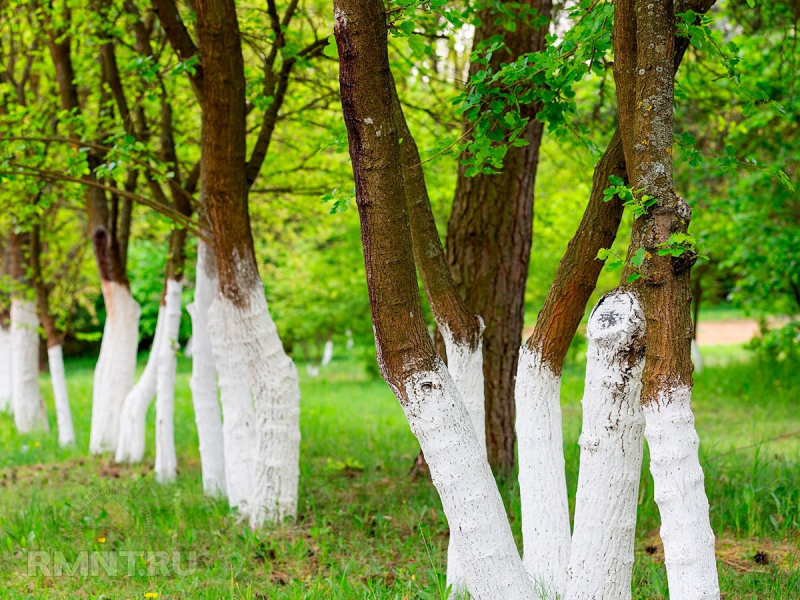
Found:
[90,282,141,454]
[115,306,166,464]
[11,299,48,432]
[403,360,536,599]
[209,281,301,528]
[187,241,227,496]
[515,346,571,596]
[644,389,720,599]
[565,292,645,600]
[47,345,75,446]
[440,324,487,594]
[321,339,334,366]
[154,280,183,483]
[0,324,11,412]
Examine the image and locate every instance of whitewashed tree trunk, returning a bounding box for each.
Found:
[11,299,48,433]
[0,324,12,412]
[187,241,227,496]
[403,360,536,600]
[515,346,571,596]
[154,279,183,483]
[565,292,645,600]
[90,282,141,454]
[644,389,720,599]
[440,325,488,594]
[47,344,75,446]
[115,305,166,464]
[208,281,301,528]
[691,339,703,374]
[321,339,334,366]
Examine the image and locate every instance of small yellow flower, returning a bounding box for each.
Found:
[34,442,40,448]
[145,594,159,599]
[97,537,106,544]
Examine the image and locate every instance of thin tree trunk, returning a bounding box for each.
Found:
[613,0,719,596]
[0,317,11,413]
[196,0,301,527]
[388,72,486,592]
[445,0,553,472]
[187,239,227,496]
[154,279,182,482]
[31,222,75,446]
[334,2,535,596]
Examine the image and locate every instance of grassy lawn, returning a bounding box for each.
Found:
[0,347,798,598]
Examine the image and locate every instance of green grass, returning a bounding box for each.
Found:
[0,348,798,598]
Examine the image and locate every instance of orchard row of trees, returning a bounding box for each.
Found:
[0,0,796,598]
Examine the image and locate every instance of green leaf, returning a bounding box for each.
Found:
[627,273,641,283]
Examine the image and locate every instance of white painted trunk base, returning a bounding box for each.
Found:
[691,339,703,374]
[47,345,75,446]
[565,292,646,600]
[208,282,301,528]
[439,326,487,594]
[645,388,720,599]
[90,282,141,454]
[515,346,571,597]
[154,280,183,483]
[0,325,12,412]
[400,361,536,600]
[321,339,334,366]
[116,306,166,464]
[11,299,48,433]
[187,242,227,497]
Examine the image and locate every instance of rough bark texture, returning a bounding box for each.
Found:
[334,1,535,596]
[445,0,553,471]
[613,0,719,596]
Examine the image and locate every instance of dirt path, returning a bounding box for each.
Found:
[696,320,761,346]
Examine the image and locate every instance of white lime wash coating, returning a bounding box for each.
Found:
[565,291,645,600]
[90,281,141,454]
[0,324,12,412]
[47,344,75,446]
[11,299,48,433]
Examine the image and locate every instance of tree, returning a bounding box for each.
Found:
[445,0,553,471]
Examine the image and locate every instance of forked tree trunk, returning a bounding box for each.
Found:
[388,73,485,593]
[565,291,645,599]
[187,240,227,496]
[515,2,715,588]
[613,0,719,596]
[196,0,301,527]
[334,2,535,597]
[445,0,553,472]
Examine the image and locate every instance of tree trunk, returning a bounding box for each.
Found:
[196,0,301,527]
[445,0,553,472]
[613,0,719,596]
[334,1,535,596]
[0,318,11,413]
[187,240,227,496]
[31,223,75,446]
[154,279,182,483]
[44,17,140,454]
[565,292,645,599]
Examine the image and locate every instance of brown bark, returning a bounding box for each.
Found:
[445,0,553,470]
[334,0,437,389]
[388,75,482,349]
[194,0,260,302]
[150,0,205,103]
[525,0,715,374]
[614,0,695,403]
[43,11,128,287]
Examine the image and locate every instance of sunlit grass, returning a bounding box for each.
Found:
[0,346,798,598]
